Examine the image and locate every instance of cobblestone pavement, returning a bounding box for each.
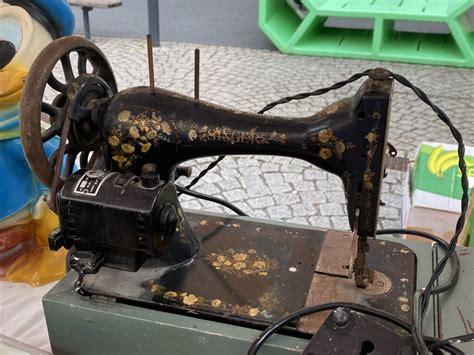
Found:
[48,37,473,231]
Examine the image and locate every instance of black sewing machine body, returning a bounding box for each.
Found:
[50,80,393,278]
[19,37,422,353]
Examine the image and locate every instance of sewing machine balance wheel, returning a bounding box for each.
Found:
[19,36,117,191]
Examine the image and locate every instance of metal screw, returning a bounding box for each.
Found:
[332,308,351,327]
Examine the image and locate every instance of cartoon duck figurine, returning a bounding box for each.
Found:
[0,0,74,285]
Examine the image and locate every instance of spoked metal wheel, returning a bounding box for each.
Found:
[19,36,117,209]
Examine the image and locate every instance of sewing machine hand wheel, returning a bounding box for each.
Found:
[19,36,117,193]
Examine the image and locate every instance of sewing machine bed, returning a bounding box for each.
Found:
[81,212,416,332]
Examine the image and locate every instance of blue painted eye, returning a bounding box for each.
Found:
[0,18,22,51]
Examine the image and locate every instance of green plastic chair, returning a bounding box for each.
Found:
[259,0,474,67]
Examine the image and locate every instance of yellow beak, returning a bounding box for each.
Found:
[0,64,27,106]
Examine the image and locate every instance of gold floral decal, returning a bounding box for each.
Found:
[149,284,261,318]
[311,128,355,160]
[207,248,277,277]
[108,110,174,171]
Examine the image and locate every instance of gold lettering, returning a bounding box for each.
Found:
[187,124,287,145]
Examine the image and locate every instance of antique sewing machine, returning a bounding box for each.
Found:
[18,37,472,354]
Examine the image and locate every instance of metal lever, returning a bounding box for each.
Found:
[352,207,374,288]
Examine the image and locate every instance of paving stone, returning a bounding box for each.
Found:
[389,184,405,196]
[299,190,327,205]
[291,203,317,217]
[194,183,221,196]
[264,173,285,185]
[319,203,345,216]
[200,172,223,183]
[248,196,275,209]
[315,180,345,192]
[269,182,293,194]
[219,168,241,178]
[222,189,248,202]
[292,180,316,192]
[273,192,301,206]
[266,205,292,219]
[238,157,261,167]
[242,176,272,197]
[325,191,347,204]
[330,216,351,230]
[217,177,242,190]
[240,166,263,176]
[181,200,202,210]
[251,209,270,219]
[286,217,309,225]
[282,173,303,183]
[280,164,304,173]
[380,192,404,209]
[308,216,332,229]
[384,170,403,184]
[378,206,400,219]
[381,219,403,229]
[254,156,274,162]
[202,206,227,214]
[261,162,280,172]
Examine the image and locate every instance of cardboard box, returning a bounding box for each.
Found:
[402,142,474,244]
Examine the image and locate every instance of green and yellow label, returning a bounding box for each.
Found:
[427,145,474,178]
[414,144,473,201]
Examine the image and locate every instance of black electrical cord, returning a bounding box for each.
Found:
[387,71,470,355]
[176,185,248,217]
[246,302,463,355]
[179,155,226,194]
[428,333,474,351]
[376,229,460,295]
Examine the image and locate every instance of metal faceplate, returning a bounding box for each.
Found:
[80,213,416,330]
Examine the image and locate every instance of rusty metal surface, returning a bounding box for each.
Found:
[83,212,324,327]
[315,229,353,278]
[298,238,416,334]
[19,36,116,187]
